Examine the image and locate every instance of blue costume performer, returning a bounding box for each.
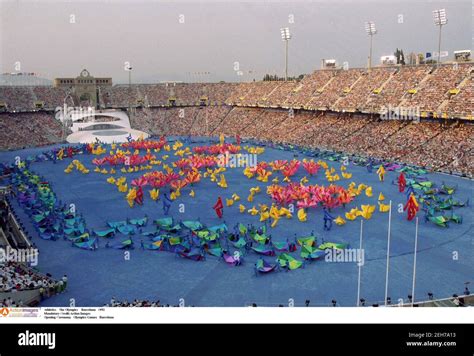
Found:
[162,193,172,215]
[323,208,335,231]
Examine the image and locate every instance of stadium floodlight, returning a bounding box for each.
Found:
[280,27,291,41]
[365,21,377,35]
[365,21,377,71]
[433,8,447,26]
[433,9,448,66]
[280,27,291,81]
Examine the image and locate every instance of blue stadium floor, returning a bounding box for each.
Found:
[1,139,472,307]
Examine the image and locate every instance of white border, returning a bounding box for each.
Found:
[1,307,473,324]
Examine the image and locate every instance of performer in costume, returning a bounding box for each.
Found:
[213,196,224,218]
[376,165,386,182]
[162,193,172,215]
[135,186,144,205]
[404,193,419,221]
[398,172,406,193]
[323,208,335,231]
[366,160,373,173]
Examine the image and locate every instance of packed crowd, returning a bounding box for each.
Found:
[0,262,64,297]
[443,76,474,117]
[32,87,68,110]
[240,81,278,107]
[265,81,297,107]
[225,82,257,106]
[307,69,364,110]
[284,71,332,108]
[0,63,472,175]
[0,113,64,150]
[190,105,233,136]
[0,104,472,176]
[221,63,472,117]
[0,87,35,111]
[363,66,431,113]
[130,106,233,137]
[128,105,474,176]
[333,68,395,111]
[404,64,473,113]
[102,82,237,108]
[405,122,473,173]
[102,85,135,108]
[1,64,472,118]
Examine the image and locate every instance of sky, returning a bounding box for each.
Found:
[0,0,472,83]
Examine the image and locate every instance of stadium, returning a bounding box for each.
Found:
[0,1,472,310]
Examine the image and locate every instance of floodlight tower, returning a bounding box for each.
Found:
[365,21,377,71]
[433,9,448,67]
[280,27,291,81]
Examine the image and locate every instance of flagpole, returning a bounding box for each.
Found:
[411,217,419,307]
[357,219,364,306]
[384,200,392,306]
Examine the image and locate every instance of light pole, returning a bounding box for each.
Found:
[384,200,393,306]
[365,21,377,71]
[356,219,364,306]
[128,65,133,89]
[280,27,291,81]
[411,217,419,306]
[127,65,133,118]
[433,9,447,67]
[97,86,101,110]
[62,91,73,142]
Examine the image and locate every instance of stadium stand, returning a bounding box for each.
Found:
[0,112,64,150]
[0,64,473,176]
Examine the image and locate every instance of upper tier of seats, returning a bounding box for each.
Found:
[0,64,472,119]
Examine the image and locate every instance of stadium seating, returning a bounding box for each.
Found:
[0,64,473,176]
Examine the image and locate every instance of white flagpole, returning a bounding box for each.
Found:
[411,217,419,307]
[357,219,364,306]
[384,200,392,306]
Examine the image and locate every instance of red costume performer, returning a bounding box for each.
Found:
[398,172,406,193]
[213,197,224,218]
[135,186,144,205]
[66,147,74,158]
[404,193,419,221]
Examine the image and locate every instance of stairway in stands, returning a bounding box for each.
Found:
[209,106,236,135]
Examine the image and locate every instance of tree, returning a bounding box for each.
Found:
[394,48,401,64]
[394,48,406,65]
[418,53,425,65]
